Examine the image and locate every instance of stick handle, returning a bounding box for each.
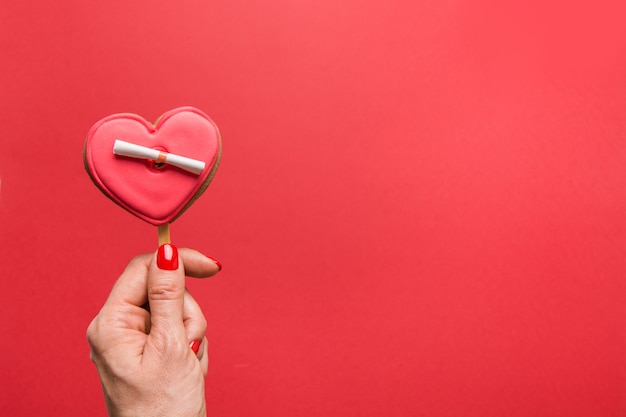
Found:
[158,224,171,245]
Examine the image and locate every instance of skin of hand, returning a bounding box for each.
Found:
[86,246,220,417]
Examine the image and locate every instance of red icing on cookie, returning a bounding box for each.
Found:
[83,107,221,226]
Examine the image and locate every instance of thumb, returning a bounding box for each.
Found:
[147,244,186,342]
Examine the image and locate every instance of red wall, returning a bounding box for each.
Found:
[1,1,625,416]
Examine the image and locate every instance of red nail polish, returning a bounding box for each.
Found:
[207,256,222,271]
[189,339,201,354]
[157,244,178,270]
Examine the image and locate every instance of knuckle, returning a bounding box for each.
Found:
[198,314,208,334]
[130,252,150,265]
[85,318,96,341]
[148,278,183,301]
[187,315,208,340]
[124,253,150,273]
[86,316,104,362]
[85,314,102,346]
[85,307,130,353]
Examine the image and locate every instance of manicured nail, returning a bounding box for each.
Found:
[157,244,178,270]
[189,339,201,354]
[207,256,222,271]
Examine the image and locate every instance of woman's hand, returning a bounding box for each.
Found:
[86,245,221,417]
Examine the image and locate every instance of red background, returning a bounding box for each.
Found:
[1,1,626,416]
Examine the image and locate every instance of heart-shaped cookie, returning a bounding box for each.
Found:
[83,107,221,226]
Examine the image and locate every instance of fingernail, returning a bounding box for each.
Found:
[207,256,222,271]
[189,339,201,354]
[157,244,178,270]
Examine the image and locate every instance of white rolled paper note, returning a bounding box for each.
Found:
[113,139,206,175]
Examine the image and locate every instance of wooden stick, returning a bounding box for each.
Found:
[158,224,171,245]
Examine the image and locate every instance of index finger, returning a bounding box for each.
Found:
[104,253,152,309]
